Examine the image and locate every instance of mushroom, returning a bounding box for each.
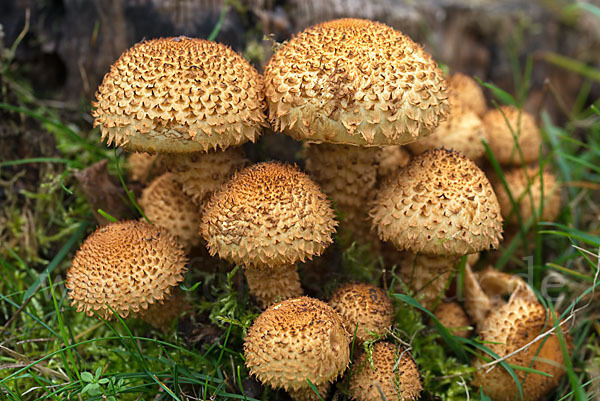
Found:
[463,265,570,401]
[92,36,266,218]
[127,152,166,183]
[264,18,449,243]
[376,146,412,183]
[447,72,487,118]
[371,149,503,308]
[490,166,561,225]
[244,297,351,400]
[138,172,202,250]
[433,301,472,338]
[66,220,187,319]
[136,287,188,330]
[199,162,337,307]
[328,282,394,344]
[483,106,542,166]
[349,342,422,401]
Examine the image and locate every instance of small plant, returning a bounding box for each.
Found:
[81,367,126,400]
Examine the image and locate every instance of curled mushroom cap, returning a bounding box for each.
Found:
[200,162,337,267]
[93,37,266,153]
[349,342,422,401]
[447,73,487,117]
[264,18,449,146]
[244,297,351,392]
[138,173,202,250]
[328,282,394,344]
[491,166,561,224]
[66,220,187,319]
[371,149,503,256]
[483,106,542,165]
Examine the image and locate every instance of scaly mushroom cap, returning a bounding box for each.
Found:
[92,37,267,153]
[407,110,487,162]
[200,162,337,267]
[371,149,503,255]
[491,166,561,224]
[66,220,187,319]
[473,285,569,401]
[329,282,394,343]
[264,18,449,146]
[483,106,542,165]
[349,342,422,401]
[138,173,202,250]
[447,73,487,117]
[434,301,472,338]
[377,146,412,181]
[244,297,351,391]
[127,152,166,183]
[162,147,248,204]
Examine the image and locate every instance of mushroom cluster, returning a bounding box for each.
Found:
[65,14,570,401]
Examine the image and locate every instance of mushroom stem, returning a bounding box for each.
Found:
[304,143,381,244]
[243,265,303,308]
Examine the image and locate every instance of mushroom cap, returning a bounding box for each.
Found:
[491,166,561,224]
[138,173,202,250]
[127,152,166,183]
[264,18,449,146]
[407,110,487,162]
[447,73,487,117]
[66,220,187,319]
[163,147,248,204]
[92,37,267,153]
[483,106,542,165]
[473,285,569,401]
[349,342,422,401]
[371,149,503,256]
[244,297,351,391]
[433,301,472,338]
[328,282,394,343]
[200,162,337,268]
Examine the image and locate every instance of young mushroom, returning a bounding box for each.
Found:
[244,297,351,401]
[264,18,449,243]
[349,342,422,401]
[199,162,337,307]
[66,220,187,320]
[328,282,394,344]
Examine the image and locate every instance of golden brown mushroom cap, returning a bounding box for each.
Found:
[491,166,561,224]
[93,37,267,153]
[66,220,187,319]
[371,149,503,256]
[448,73,487,117]
[483,106,542,165]
[349,342,422,401]
[244,297,351,391]
[433,301,472,338]
[200,162,337,267]
[264,18,449,146]
[328,282,394,343]
[473,285,569,401]
[138,173,202,249]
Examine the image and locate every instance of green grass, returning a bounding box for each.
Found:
[1,9,600,401]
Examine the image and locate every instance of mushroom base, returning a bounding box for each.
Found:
[244,265,303,308]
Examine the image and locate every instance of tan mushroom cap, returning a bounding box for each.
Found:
[162,147,247,205]
[483,106,542,165]
[264,18,449,146]
[447,73,487,117]
[66,220,187,319]
[491,166,561,224]
[200,162,337,267]
[473,285,569,401]
[244,297,351,392]
[138,173,202,250]
[371,149,503,256]
[434,301,472,338]
[407,110,487,162]
[349,342,422,401]
[93,37,267,153]
[328,282,394,344]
